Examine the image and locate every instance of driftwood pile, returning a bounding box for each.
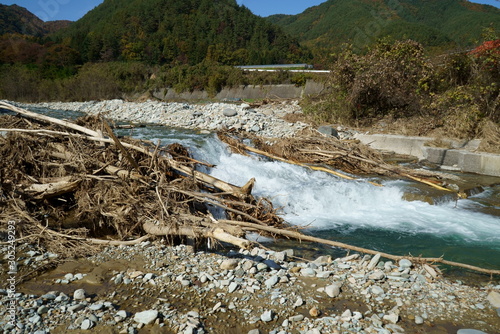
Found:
[218,130,463,194]
[0,101,498,277]
[0,102,285,260]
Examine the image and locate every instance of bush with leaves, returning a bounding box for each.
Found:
[304,40,433,124]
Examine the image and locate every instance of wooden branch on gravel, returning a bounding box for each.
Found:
[220,220,500,276]
[142,220,252,249]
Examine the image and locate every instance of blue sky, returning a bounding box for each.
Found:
[0,0,499,21]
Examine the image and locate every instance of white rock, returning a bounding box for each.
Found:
[264,275,279,289]
[223,108,238,117]
[325,283,341,298]
[134,310,158,325]
[399,259,412,268]
[487,291,500,308]
[371,285,385,295]
[261,310,274,322]
[383,313,399,324]
[228,282,239,293]
[81,319,95,330]
[73,289,86,300]
[367,253,381,270]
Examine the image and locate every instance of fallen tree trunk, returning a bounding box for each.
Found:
[220,220,500,276]
[143,220,252,249]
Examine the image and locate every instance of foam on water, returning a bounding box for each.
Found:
[203,139,500,248]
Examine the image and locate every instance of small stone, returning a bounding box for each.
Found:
[457,330,488,334]
[371,285,385,295]
[367,253,381,270]
[187,310,199,318]
[89,303,104,311]
[399,259,412,268]
[81,319,95,330]
[41,293,57,300]
[256,263,268,272]
[415,316,424,324]
[248,330,261,334]
[263,259,281,270]
[289,314,304,322]
[368,270,385,280]
[265,275,279,289]
[293,297,304,308]
[313,255,332,265]
[134,310,158,325]
[29,314,41,324]
[68,304,85,312]
[64,273,74,281]
[223,108,237,117]
[116,310,128,319]
[487,291,500,308]
[37,306,49,315]
[213,302,222,312]
[325,283,341,298]
[300,268,316,277]
[220,259,239,270]
[261,310,274,322]
[228,282,239,293]
[309,307,321,317]
[318,126,339,138]
[73,289,86,300]
[383,313,399,324]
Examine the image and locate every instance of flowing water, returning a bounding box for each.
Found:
[17,106,500,272]
[123,125,500,271]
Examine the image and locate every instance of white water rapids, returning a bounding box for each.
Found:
[131,127,500,249]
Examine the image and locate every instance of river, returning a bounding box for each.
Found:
[23,107,500,272]
[117,125,500,272]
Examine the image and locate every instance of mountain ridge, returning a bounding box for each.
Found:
[267,0,500,51]
[0,4,71,36]
[50,0,308,65]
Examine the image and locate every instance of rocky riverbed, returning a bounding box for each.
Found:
[13,99,313,139]
[2,240,500,334]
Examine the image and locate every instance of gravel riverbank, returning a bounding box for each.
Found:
[14,99,311,138]
[2,241,500,334]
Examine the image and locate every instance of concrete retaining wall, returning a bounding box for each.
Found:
[152,81,325,101]
[354,133,500,177]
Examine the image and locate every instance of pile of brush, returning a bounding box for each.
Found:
[0,102,285,262]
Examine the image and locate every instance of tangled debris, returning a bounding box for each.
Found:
[0,102,284,270]
[218,129,464,194]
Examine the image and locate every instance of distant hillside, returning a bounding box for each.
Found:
[51,0,309,65]
[268,0,500,51]
[0,4,71,36]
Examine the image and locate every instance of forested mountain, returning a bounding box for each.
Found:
[0,4,71,36]
[51,0,309,65]
[267,0,500,51]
